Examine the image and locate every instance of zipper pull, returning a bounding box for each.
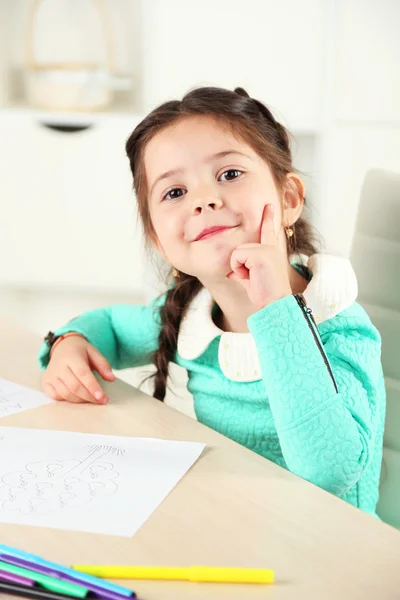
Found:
[294,293,308,310]
[294,294,317,325]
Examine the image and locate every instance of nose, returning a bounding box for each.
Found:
[192,194,223,215]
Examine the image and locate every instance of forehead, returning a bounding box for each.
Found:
[144,115,258,183]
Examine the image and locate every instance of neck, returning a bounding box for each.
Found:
[204,263,308,333]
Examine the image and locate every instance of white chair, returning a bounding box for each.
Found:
[350,168,400,527]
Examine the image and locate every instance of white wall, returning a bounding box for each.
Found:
[318,126,400,255]
[141,0,325,132]
[316,0,400,255]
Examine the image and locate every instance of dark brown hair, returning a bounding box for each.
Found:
[126,86,318,401]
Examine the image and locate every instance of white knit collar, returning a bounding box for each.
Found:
[177,254,358,382]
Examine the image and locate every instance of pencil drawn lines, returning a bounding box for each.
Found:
[0,388,22,415]
[0,444,122,515]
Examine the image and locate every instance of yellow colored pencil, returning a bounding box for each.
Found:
[72,565,275,584]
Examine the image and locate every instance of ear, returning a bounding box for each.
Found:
[282,173,305,227]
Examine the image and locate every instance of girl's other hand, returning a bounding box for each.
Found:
[42,335,115,404]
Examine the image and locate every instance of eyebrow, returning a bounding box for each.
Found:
[150,149,252,195]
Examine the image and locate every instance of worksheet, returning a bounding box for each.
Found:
[0,427,205,537]
[0,379,53,418]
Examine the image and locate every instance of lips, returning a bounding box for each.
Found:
[194,226,235,241]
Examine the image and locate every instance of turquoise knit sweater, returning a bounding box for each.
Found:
[38,292,385,516]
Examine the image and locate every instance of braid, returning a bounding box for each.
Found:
[153,274,202,401]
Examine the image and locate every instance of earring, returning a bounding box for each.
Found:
[285,227,294,238]
[172,268,179,278]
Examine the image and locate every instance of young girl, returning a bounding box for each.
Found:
[39,86,385,517]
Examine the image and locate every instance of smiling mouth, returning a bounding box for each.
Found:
[195,226,236,241]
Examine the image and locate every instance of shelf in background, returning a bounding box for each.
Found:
[0,102,144,127]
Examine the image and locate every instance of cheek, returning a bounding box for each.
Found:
[151,209,183,255]
[240,198,283,241]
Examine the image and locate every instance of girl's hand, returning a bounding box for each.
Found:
[228,204,292,310]
[42,335,115,404]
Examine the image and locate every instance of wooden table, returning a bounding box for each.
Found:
[1,318,400,600]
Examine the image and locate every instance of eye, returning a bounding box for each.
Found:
[162,187,186,201]
[219,169,243,182]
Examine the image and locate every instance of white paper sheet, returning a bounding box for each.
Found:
[0,379,53,418]
[0,427,205,537]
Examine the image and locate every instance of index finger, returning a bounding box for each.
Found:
[260,203,276,245]
[73,363,108,403]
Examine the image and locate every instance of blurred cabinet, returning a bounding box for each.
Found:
[141,0,325,131]
[0,112,147,293]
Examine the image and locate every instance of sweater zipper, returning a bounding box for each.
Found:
[293,294,338,394]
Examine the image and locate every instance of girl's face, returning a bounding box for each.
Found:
[145,116,300,282]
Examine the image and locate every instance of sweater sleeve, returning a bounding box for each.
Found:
[247,295,384,496]
[38,295,165,371]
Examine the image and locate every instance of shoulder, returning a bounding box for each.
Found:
[98,293,168,333]
[302,253,358,324]
[319,302,382,346]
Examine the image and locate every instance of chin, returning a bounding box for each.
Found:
[194,245,234,278]
[198,262,233,282]
[177,242,237,280]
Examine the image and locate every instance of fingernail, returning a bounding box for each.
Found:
[106,370,114,378]
[94,391,103,400]
[100,396,109,405]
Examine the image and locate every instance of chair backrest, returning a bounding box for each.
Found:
[350,168,400,527]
